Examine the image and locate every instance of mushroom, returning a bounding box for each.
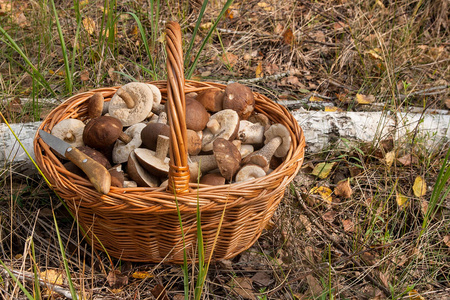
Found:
[187,129,202,156]
[147,84,165,115]
[51,119,85,148]
[238,120,265,145]
[243,124,291,171]
[109,166,125,188]
[141,115,170,150]
[87,92,105,119]
[83,116,132,149]
[201,109,240,152]
[127,151,159,187]
[235,164,266,182]
[108,82,154,126]
[186,96,209,131]
[191,138,241,181]
[134,135,170,177]
[240,144,254,158]
[196,88,224,112]
[200,173,226,185]
[123,180,138,188]
[248,113,270,129]
[223,82,255,120]
[112,123,146,164]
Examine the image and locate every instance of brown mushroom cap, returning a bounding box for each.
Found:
[223,82,255,120]
[141,122,170,150]
[196,88,224,112]
[187,130,202,156]
[186,97,209,131]
[213,138,241,181]
[127,151,159,187]
[109,168,124,188]
[87,92,105,119]
[83,116,130,149]
[201,109,240,152]
[200,173,226,185]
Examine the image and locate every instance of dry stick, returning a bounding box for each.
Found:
[293,189,391,297]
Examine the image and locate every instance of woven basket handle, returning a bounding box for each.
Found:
[165,22,190,194]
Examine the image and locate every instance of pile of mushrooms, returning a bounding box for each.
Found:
[52,82,292,188]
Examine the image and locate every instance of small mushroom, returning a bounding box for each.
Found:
[87,92,105,119]
[243,124,291,171]
[51,119,85,148]
[108,82,154,126]
[147,84,165,115]
[223,82,255,120]
[196,88,224,112]
[248,113,270,129]
[134,135,170,177]
[186,97,209,131]
[200,173,226,185]
[141,114,170,150]
[109,166,125,188]
[112,123,146,164]
[83,116,132,149]
[238,120,265,145]
[235,164,266,182]
[127,151,159,187]
[201,109,239,152]
[187,129,202,156]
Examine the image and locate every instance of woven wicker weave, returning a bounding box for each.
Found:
[33,22,305,263]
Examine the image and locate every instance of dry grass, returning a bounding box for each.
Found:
[0,0,449,299]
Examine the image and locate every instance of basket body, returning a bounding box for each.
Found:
[33,22,305,263]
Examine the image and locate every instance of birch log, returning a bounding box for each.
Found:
[1,111,449,174]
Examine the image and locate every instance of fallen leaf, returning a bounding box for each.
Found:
[408,290,425,300]
[396,192,409,209]
[306,275,322,297]
[334,179,353,198]
[325,106,341,112]
[309,96,323,102]
[336,93,350,103]
[445,98,450,109]
[310,186,333,203]
[356,93,375,104]
[413,176,426,197]
[107,269,128,288]
[257,2,274,11]
[40,269,64,285]
[132,271,153,279]
[222,52,238,67]
[14,254,23,259]
[384,150,396,168]
[322,211,337,223]
[80,70,89,81]
[333,21,347,31]
[366,49,383,60]
[251,271,274,287]
[397,153,418,166]
[255,61,263,78]
[311,162,336,179]
[283,28,294,44]
[79,0,89,9]
[342,219,355,232]
[151,284,170,300]
[298,214,312,233]
[13,12,30,28]
[200,22,212,30]
[443,235,450,248]
[228,277,255,300]
[82,17,96,35]
[0,1,12,15]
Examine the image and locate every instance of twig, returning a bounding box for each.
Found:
[0,267,77,299]
[293,189,392,297]
[232,71,291,84]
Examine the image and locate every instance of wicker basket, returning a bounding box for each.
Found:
[33,22,305,263]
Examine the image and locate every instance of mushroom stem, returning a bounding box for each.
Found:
[118,132,132,144]
[155,135,170,160]
[190,155,218,173]
[245,136,282,170]
[117,89,135,109]
[206,119,221,134]
[64,132,75,143]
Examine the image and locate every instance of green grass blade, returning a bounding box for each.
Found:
[0,259,35,300]
[52,211,78,299]
[50,0,73,94]
[0,27,55,96]
[173,190,189,299]
[186,0,235,79]
[31,240,41,300]
[125,12,157,80]
[184,0,209,67]
[194,186,205,300]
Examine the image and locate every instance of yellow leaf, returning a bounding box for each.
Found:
[366,49,383,60]
[200,22,212,30]
[413,176,426,197]
[311,162,336,179]
[408,290,425,300]
[324,106,340,112]
[82,17,96,35]
[132,271,153,279]
[356,93,375,104]
[255,61,263,78]
[79,0,89,9]
[257,2,274,11]
[396,192,409,209]
[40,269,64,285]
[309,96,323,102]
[385,150,396,168]
[310,186,333,203]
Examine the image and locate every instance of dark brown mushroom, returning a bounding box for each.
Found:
[83,116,131,149]
[185,97,209,131]
[223,82,255,120]
[196,88,224,112]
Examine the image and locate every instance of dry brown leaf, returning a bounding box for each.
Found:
[342,219,355,233]
[310,186,333,203]
[413,176,427,197]
[299,214,312,233]
[311,162,336,179]
[333,21,347,31]
[445,98,450,109]
[306,275,322,297]
[251,271,274,287]
[334,179,353,198]
[229,277,255,300]
[82,17,96,35]
[108,67,118,83]
[257,2,274,11]
[0,1,12,16]
[283,28,294,44]
[322,211,337,223]
[80,70,89,81]
[397,153,418,166]
[255,61,263,78]
[385,150,396,168]
[13,12,30,28]
[106,270,128,288]
[222,52,238,67]
[151,284,170,300]
[366,49,383,60]
[443,235,450,248]
[396,192,409,209]
[356,93,375,104]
